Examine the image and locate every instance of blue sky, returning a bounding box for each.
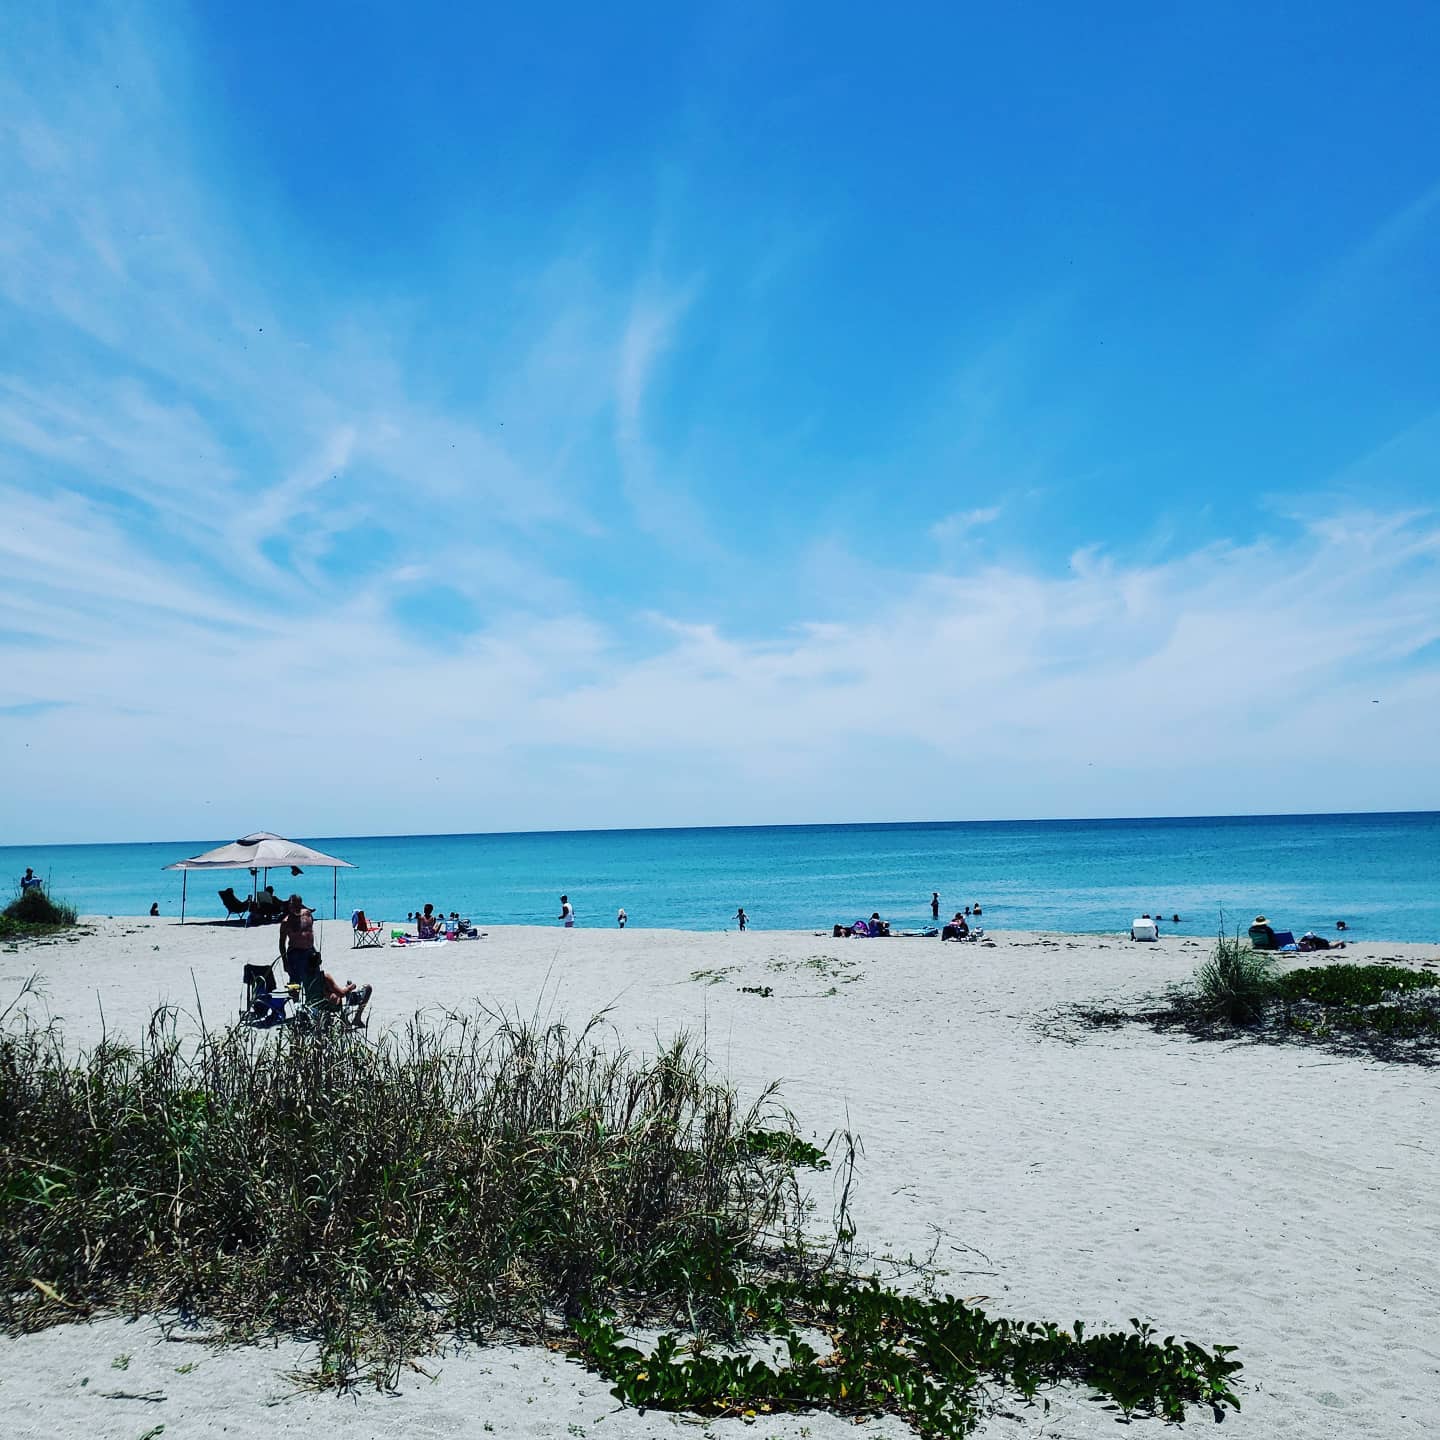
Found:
[2,0,1438,844]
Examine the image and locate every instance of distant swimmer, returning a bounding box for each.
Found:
[736,907,748,931]
[559,894,575,927]
[617,908,627,928]
[149,901,159,916]
[971,902,982,916]
[1336,919,1348,931]
[931,892,940,920]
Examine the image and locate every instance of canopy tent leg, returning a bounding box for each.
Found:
[180,871,187,924]
[333,868,338,920]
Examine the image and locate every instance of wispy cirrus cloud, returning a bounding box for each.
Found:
[0,4,655,660]
[0,700,70,719]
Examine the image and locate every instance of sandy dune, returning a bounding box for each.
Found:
[1,917,1436,1438]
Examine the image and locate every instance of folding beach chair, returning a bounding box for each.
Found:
[240,962,286,1025]
[219,887,251,924]
[351,909,384,948]
[293,970,372,1032]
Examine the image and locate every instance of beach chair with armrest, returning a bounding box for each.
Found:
[250,888,284,924]
[1248,924,1276,950]
[241,962,286,1024]
[219,887,251,924]
[351,909,384,948]
[294,969,370,1032]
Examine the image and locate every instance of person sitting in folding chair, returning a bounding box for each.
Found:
[297,966,374,1028]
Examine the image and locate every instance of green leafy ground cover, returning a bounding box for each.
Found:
[0,993,1241,1434]
[578,1278,1239,1434]
[1072,940,1440,1063]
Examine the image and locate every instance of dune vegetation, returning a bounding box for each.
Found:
[0,997,1241,1436]
[1079,930,1440,1063]
[0,887,79,942]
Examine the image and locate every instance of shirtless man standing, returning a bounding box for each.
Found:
[278,893,319,983]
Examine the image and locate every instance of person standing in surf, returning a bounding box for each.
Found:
[559,895,575,927]
[930,891,940,920]
[735,906,747,931]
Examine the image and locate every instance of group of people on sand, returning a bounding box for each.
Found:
[1249,913,1348,952]
[834,912,892,938]
[274,893,373,1023]
[406,902,478,939]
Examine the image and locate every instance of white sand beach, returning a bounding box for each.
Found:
[2,917,1437,1439]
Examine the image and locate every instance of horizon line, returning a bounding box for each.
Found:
[5,807,1437,852]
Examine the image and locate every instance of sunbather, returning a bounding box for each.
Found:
[310,969,374,1025]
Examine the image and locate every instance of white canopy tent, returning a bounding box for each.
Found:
[163,832,355,923]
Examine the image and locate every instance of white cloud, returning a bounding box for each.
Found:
[3,498,1437,841]
[929,505,1002,544]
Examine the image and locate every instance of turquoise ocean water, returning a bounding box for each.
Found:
[3,813,1437,942]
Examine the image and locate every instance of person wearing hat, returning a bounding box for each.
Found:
[1248,914,1276,950]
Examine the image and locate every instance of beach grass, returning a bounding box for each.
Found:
[1078,935,1440,1062]
[2,1008,810,1374]
[0,998,1241,1433]
[0,888,79,940]
[1192,930,1279,1023]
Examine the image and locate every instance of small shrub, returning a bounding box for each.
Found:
[1,888,78,930]
[1192,932,1277,1025]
